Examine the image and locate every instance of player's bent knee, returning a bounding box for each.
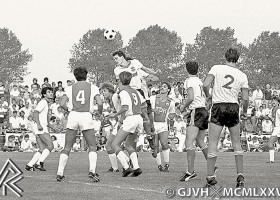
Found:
[207,152,217,158]
[234,151,244,156]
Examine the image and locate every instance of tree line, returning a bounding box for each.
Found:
[1,25,280,87]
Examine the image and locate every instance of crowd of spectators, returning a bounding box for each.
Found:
[1,77,280,153]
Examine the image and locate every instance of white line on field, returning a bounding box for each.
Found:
[25,175,163,194]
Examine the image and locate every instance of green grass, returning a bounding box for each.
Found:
[0,151,279,200]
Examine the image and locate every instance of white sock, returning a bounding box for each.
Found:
[27,152,41,166]
[57,154,68,176]
[89,151,97,173]
[37,149,50,164]
[162,149,170,164]
[269,149,275,162]
[117,151,129,169]
[155,153,162,166]
[129,152,140,170]
[108,153,118,170]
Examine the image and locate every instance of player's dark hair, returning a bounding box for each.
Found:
[41,86,53,98]
[112,50,126,59]
[74,67,88,81]
[119,71,132,85]
[162,82,171,95]
[100,83,115,94]
[185,61,199,75]
[225,47,240,63]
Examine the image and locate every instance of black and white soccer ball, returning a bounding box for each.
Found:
[104,29,116,40]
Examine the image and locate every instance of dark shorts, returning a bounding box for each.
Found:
[136,89,152,114]
[186,107,209,130]
[210,103,239,128]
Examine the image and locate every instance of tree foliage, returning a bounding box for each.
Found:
[69,29,123,84]
[244,31,280,87]
[0,28,32,82]
[183,27,244,80]
[126,25,183,80]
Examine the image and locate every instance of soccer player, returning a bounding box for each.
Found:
[179,62,216,181]
[100,83,129,172]
[25,87,55,171]
[112,50,159,149]
[203,48,249,188]
[150,82,176,172]
[56,67,103,182]
[111,71,146,177]
[267,97,280,163]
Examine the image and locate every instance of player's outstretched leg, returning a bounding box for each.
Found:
[57,129,77,182]
[159,131,170,172]
[229,124,244,188]
[34,133,54,171]
[105,134,119,172]
[83,129,99,182]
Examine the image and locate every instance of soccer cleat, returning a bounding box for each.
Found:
[56,175,65,182]
[107,167,120,172]
[25,165,35,171]
[163,164,169,172]
[122,168,133,177]
[236,174,245,188]
[205,177,218,188]
[34,162,46,171]
[266,160,274,163]
[179,171,197,182]
[158,165,164,172]
[131,168,142,177]
[88,172,100,182]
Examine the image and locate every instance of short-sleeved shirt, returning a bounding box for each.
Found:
[208,65,248,104]
[114,59,149,90]
[119,86,145,117]
[65,81,100,113]
[34,99,49,126]
[184,76,206,109]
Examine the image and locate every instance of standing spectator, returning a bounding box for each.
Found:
[264,84,272,107]
[55,86,65,100]
[30,84,41,100]
[262,116,273,134]
[42,77,51,88]
[173,116,185,152]
[32,78,40,89]
[177,82,186,98]
[252,85,263,110]
[50,98,60,117]
[66,80,72,87]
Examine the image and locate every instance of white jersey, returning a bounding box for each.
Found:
[34,99,49,126]
[208,65,248,104]
[184,76,206,109]
[114,59,148,90]
[275,109,280,127]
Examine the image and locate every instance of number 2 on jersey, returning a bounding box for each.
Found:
[222,75,234,89]
[76,90,85,104]
[132,93,138,105]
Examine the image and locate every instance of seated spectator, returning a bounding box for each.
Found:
[0,80,5,97]
[249,136,260,152]
[255,122,263,135]
[56,106,65,120]
[42,77,51,88]
[18,99,25,110]
[223,134,232,149]
[262,116,273,134]
[2,135,19,152]
[50,98,60,117]
[99,136,107,151]
[9,111,21,131]
[51,135,62,152]
[55,86,65,99]
[72,138,82,152]
[0,96,9,110]
[19,101,33,118]
[19,134,33,152]
[19,110,28,131]
[10,85,20,100]
[9,99,19,114]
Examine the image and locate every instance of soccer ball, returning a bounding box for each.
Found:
[104,29,116,40]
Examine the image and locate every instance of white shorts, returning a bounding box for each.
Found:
[34,124,49,135]
[67,111,94,131]
[271,127,280,137]
[122,115,143,134]
[154,122,168,134]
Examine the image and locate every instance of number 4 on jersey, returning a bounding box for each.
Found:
[76,90,85,104]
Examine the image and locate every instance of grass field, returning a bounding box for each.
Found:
[0,151,279,200]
